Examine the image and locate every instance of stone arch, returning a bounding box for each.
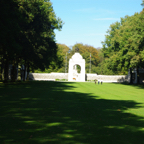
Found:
[73,64,81,73]
[68,53,85,82]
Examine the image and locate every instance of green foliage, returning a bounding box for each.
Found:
[36,43,70,73]
[94,61,115,75]
[1,81,144,143]
[36,43,100,74]
[101,9,144,75]
[141,0,144,6]
[71,43,99,73]
[0,0,63,81]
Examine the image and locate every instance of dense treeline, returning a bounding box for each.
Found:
[72,43,99,73]
[96,3,144,78]
[36,43,100,73]
[35,43,70,73]
[0,0,63,82]
[35,1,144,78]
[2,0,143,81]
[142,0,144,6]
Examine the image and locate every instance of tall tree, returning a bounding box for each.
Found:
[0,0,63,82]
[141,0,144,6]
[0,0,24,81]
[101,9,144,81]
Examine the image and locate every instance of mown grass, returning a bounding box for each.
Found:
[0,81,144,144]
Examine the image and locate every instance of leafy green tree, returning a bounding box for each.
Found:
[141,0,144,6]
[0,0,63,82]
[56,44,70,73]
[101,9,144,82]
[72,43,99,73]
[0,0,25,81]
[36,43,70,73]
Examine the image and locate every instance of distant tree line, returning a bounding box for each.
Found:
[35,43,100,74]
[41,2,144,77]
[11,0,144,83]
[0,0,63,82]
[96,3,144,83]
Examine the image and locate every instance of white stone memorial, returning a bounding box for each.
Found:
[68,52,85,82]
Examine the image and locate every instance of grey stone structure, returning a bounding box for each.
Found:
[29,72,128,82]
[128,68,144,84]
[29,73,68,81]
[86,74,128,82]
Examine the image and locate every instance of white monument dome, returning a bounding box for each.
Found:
[68,52,85,82]
[71,53,83,60]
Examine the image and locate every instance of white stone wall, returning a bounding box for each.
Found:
[87,74,128,82]
[68,53,85,82]
[29,73,68,81]
[29,73,128,82]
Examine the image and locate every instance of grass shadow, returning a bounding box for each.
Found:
[114,82,144,89]
[0,81,144,144]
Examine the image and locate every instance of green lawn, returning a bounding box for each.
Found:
[0,81,144,144]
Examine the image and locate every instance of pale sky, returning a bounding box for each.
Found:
[51,0,143,48]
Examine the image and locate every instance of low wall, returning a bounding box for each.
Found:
[29,73,128,82]
[87,74,128,82]
[29,73,68,81]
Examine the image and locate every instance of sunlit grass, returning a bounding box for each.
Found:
[0,81,144,144]
[67,82,144,117]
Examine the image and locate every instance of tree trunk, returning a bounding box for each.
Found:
[20,65,23,81]
[0,62,3,81]
[11,64,17,82]
[23,60,26,81]
[11,65,15,81]
[26,62,29,81]
[15,62,18,81]
[0,66,2,81]
[4,60,9,83]
[32,66,34,73]
[137,67,140,84]
[130,68,133,84]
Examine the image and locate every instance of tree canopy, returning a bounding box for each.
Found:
[141,0,144,6]
[99,8,144,76]
[71,43,99,73]
[0,0,63,81]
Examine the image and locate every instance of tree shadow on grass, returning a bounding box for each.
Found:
[114,82,144,89]
[0,81,144,144]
